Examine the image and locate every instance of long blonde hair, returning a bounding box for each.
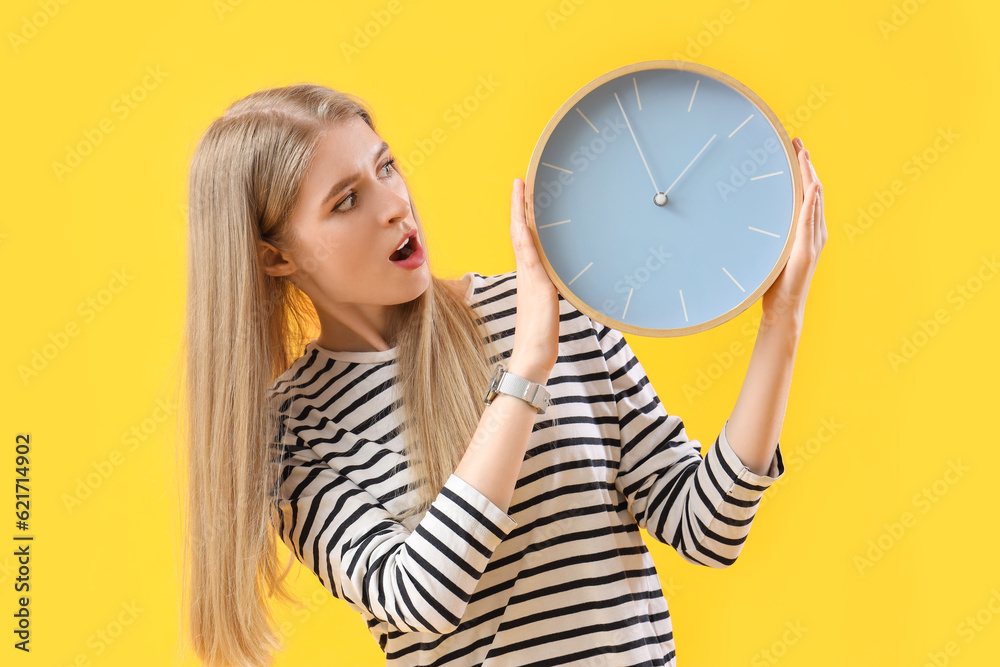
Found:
[180,84,498,667]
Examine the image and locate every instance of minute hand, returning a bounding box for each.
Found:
[664,134,717,196]
[614,92,661,196]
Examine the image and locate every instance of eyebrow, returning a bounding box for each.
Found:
[319,140,391,209]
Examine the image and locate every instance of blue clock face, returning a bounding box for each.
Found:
[526,61,800,336]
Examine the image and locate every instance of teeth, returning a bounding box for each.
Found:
[395,236,410,252]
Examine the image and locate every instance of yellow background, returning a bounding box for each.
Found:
[3,0,997,665]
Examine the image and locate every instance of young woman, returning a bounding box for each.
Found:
[181,83,825,667]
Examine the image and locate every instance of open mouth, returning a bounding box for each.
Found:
[389,235,418,262]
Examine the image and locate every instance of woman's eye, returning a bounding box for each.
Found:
[332,158,396,213]
[333,193,356,213]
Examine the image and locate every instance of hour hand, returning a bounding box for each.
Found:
[664,133,717,196]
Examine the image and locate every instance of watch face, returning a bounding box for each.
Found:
[526,60,802,336]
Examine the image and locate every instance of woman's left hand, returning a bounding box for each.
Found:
[761,137,827,329]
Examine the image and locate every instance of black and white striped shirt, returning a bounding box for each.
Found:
[269,270,784,666]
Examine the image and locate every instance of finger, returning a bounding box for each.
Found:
[799,181,816,222]
[800,181,822,254]
[792,137,807,166]
[799,151,823,244]
[510,178,527,248]
[805,151,821,184]
[818,178,827,247]
[511,177,524,229]
[814,179,826,249]
[794,181,818,251]
[803,154,824,247]
[798,144,816,195]
[811,182,820,225]
[510,178,539,267]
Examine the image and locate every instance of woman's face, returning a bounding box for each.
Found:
[261,116,431,347]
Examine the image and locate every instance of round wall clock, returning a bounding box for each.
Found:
[524,60,803,337]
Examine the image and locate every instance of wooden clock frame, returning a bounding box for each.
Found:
[524,60,804,337]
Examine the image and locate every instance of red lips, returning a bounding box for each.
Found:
[388,228,417,261]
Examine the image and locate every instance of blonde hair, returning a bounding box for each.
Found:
[179,83,498,666]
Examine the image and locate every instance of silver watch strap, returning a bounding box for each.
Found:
[486,365,550,413]
[497,371,538,405]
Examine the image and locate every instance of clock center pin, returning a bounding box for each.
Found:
[653,192,668,207]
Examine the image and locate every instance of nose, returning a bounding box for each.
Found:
[378,181,411,227]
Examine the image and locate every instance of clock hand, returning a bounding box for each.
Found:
[613,92,666,205]
[664,133,717,196]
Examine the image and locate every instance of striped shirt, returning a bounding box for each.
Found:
[268,270,784,666]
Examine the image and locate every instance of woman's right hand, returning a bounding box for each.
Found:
[507,178,560,385]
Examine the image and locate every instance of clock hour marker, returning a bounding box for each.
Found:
[568,261,593,286]
[633,77,642,110]
[538,219,572,229]
[622,287,634,319]
[576,108,599,133]
[722,267,746,292]
[750,171,783,181]
[748,226,781,238]
[728,114,754,138]
[678,289,689,322]
[687,79,699,112]
[541,162,573,174]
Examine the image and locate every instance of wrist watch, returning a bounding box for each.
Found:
[483,363,551,414]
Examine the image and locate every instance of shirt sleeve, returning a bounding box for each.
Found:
[269,428,518,635]
[595,322,785,568]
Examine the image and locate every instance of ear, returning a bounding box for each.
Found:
[258,240,297,278]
